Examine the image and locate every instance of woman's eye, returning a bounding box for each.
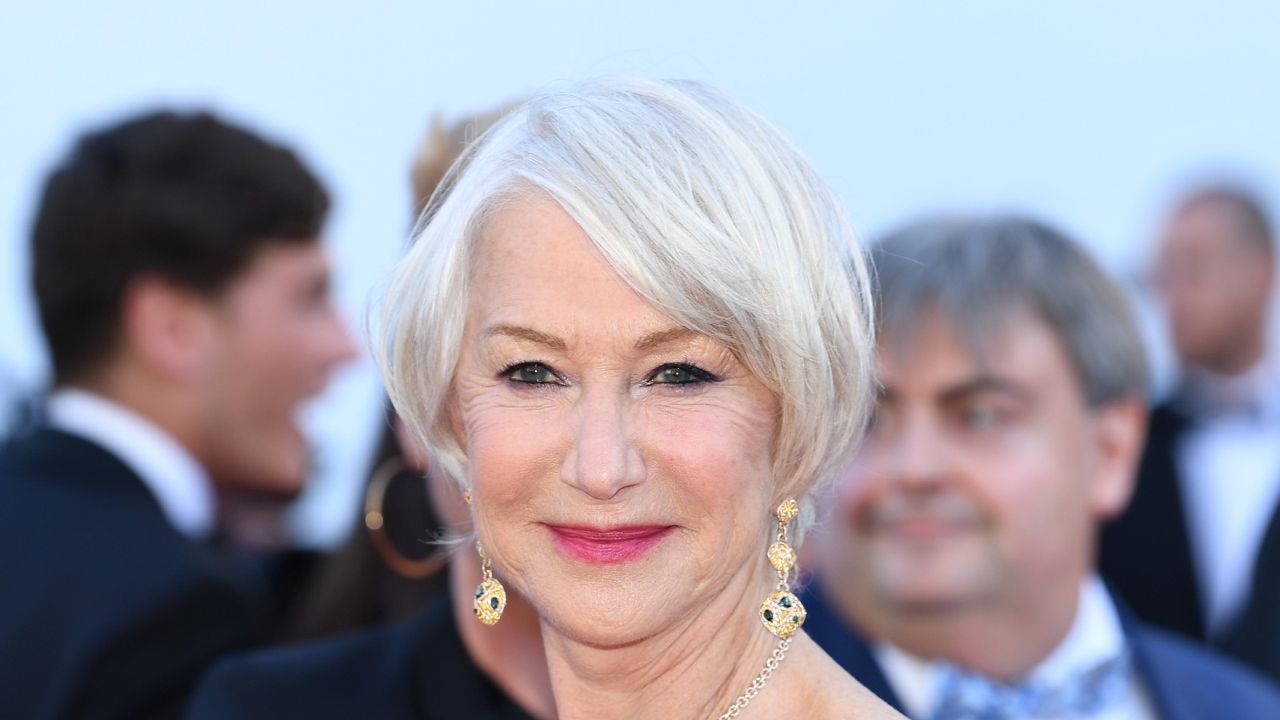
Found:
[645,363,719,386]
[505,362,561,385]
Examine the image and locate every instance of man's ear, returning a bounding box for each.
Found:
[119,276,217,383]
[1089,398,1149,521]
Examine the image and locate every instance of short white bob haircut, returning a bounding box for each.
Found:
[378,77,875,536]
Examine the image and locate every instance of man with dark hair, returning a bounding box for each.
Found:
[1101,185,1280,681]
[0,111,356,719]
[805,216,1280,719]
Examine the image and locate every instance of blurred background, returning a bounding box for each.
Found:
[3,0,1278,549]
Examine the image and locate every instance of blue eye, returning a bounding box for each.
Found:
[644,363,720,386]
[504,362,562,385]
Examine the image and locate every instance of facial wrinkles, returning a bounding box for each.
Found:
[451,196,791,660]
[456,331,775,495]
[461,324,774,585]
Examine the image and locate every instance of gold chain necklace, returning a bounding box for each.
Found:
[717,636,792,719]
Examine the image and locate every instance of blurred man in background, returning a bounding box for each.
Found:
[806,217,1280,719]
[0,111,356,719]
[283,102,520,643]
[1101,186,1280,681]
[184,101,553,720]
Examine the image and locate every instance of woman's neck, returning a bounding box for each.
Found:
[451,561,558,720]
[539,565,785,720]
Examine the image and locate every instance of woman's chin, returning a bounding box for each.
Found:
[529,574,693,648]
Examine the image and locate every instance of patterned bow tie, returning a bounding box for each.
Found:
[929,652,1131,720]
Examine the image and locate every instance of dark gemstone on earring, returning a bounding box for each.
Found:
[791,615,799,622]
[780,596,792,608]
[475,585,484,598]
[763,609,774,622]
[490,597,500,610]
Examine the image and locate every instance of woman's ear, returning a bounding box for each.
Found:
[1088,398,1149,521]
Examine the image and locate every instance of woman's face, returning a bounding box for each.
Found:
[450,195,780,646]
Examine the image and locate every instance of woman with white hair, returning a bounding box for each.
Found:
[189,78,899,720]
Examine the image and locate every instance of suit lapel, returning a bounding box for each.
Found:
[1118,599,1195,720]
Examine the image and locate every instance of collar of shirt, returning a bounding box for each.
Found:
[46,388,217,539]
[1178,354,1280,424]
[874,576,1151,719]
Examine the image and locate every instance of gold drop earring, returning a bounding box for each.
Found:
[464,488,507,626]
[758,498,806,637]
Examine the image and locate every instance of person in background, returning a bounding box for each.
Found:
[806,216,1280,719]
[283,103,520,642]
[187,455,554,720]
[282,406,449,640]
[0,111,357,720]
[1101,185,1280,681]
[189,77,900,719]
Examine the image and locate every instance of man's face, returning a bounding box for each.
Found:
[825,311,1137,614]
[1157,200,1273,371]
[198,241,356,496]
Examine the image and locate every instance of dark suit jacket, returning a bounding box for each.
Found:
[1100,402,1280,681]
[0,428,263,720]
[185,593,536,720]
[801,580,1280,720]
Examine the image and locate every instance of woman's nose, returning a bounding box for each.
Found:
[559,389,645,500]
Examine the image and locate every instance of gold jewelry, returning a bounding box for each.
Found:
[758,498,806,638]
[363,456,447,579]
[719,636,792,719]
[472,539,507,625]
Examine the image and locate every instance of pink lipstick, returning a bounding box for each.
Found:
[545,524,674,564]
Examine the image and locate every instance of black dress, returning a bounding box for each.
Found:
[184,592,536,720]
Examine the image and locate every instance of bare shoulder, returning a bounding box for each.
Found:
[781,633,906,720]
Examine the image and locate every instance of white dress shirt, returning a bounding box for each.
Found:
[46,388,216,539]
[1175,358,1280,637]
[875,576,1158,720]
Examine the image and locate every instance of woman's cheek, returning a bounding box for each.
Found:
[465,403,564,501]
[640,401,775,528]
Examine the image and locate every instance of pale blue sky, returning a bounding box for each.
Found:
[3,1,1277,545]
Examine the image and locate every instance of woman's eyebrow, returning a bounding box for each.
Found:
[481,324,567,350]
[633,327,698,352]
[481,324,698,353]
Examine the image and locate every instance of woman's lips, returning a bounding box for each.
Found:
[545,524,674,564]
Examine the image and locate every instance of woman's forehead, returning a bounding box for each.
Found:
[471,196,608,285]
[468,199,674,340]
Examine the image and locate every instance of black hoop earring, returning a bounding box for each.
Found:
[363,456,447,580]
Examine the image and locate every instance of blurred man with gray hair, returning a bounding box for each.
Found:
[803,216,1280,719]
